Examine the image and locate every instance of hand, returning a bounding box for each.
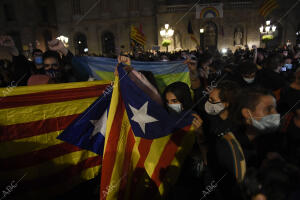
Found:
[118,55,131,66]
[0,35,19,56]
[192,113,203,129]
[0,35,15,48]
[48,39,68,56]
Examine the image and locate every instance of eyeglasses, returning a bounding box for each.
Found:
[44,63,58,67]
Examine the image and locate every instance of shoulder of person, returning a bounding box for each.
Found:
[216,132,246,183]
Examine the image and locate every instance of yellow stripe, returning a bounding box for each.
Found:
[144,135,171,177]
[15,165,100,200]
[0,80,110,97]
[0,97,97,125]
[104,75,119,150]
[0,150,98,181]
[106,111,131,200]
[157,131,195,196]
[0,130,63,158]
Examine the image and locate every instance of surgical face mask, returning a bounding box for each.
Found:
[243,77,255,84]
[250,113,281,131]
[167,103,182,113]
[34,56,43,65]
[204,101,225,115]
[45,68,60,78]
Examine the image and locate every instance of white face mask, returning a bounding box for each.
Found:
[250,113,281,131]
[204,101,225,115]
[243,77,255,84]
[167,103,182,113]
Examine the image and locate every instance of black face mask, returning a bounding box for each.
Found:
[45,69,61,79]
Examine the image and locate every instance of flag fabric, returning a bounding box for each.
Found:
[57,85,112,155]
[131,25,146,46]
[0,80,110,199]
[196,3,224,19]
[188,20,200,46]
[100,65,195,200]
[72,56,191,92]
[259,0,279,17]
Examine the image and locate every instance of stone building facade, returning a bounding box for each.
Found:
[0,0,299,55]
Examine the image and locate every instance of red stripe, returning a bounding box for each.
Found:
[151,126,190,186]
[100,95,125,200]
[128,138,153,199]
[0,114,79,142]
[13,156,101,193]
[0,142,82,170]
[0,84,108,109]
[118,128,136,200]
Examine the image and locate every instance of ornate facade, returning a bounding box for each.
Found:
[0,0,299,55]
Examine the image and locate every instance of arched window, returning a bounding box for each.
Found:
[203,22,218,51]
[74,33,87,55]
[102,32,115,55]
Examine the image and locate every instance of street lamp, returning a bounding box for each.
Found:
[160,24,174,52]
[56,35,69,47]
[259,20,276,48]
[200,28,205,50]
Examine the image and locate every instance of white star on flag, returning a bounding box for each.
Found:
[89,110,108,139]
[129,101,158,134]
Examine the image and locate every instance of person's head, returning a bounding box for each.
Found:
[43,50,62,79]
[32,49,43,68]
[265,53,284,73]
[239,61,258,84]
[198,52,213,70]
[163,82,193,113]
[257,48,265,61]
[205,80,240,116]
[231,88,280,131]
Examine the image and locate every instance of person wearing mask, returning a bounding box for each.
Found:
[0,35,31,86]
[162,81,204,200]
[230,61,262,88]
[260,53,287,92]
[278,67,300,115]
[30,49,44,74]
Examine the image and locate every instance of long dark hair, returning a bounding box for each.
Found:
[162,81,193,111]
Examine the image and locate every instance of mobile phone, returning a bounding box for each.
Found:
[285,63,292,70]
[281,66,287,72]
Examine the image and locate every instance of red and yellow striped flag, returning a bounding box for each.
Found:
[131,25,146,46]
[100,75,195,200]
[259,0,279,17]
[0,81,110,199]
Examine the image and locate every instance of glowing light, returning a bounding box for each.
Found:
[200,28,204,33]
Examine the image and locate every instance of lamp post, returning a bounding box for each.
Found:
[160,24,174,52]
[200,28,205,51]
[56,35,69,47]
[259,20,276,48]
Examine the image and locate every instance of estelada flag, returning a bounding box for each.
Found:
[0,81,110,199]
[100,64,195,200]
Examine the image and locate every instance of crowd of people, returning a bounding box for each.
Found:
[1,34,300,200]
